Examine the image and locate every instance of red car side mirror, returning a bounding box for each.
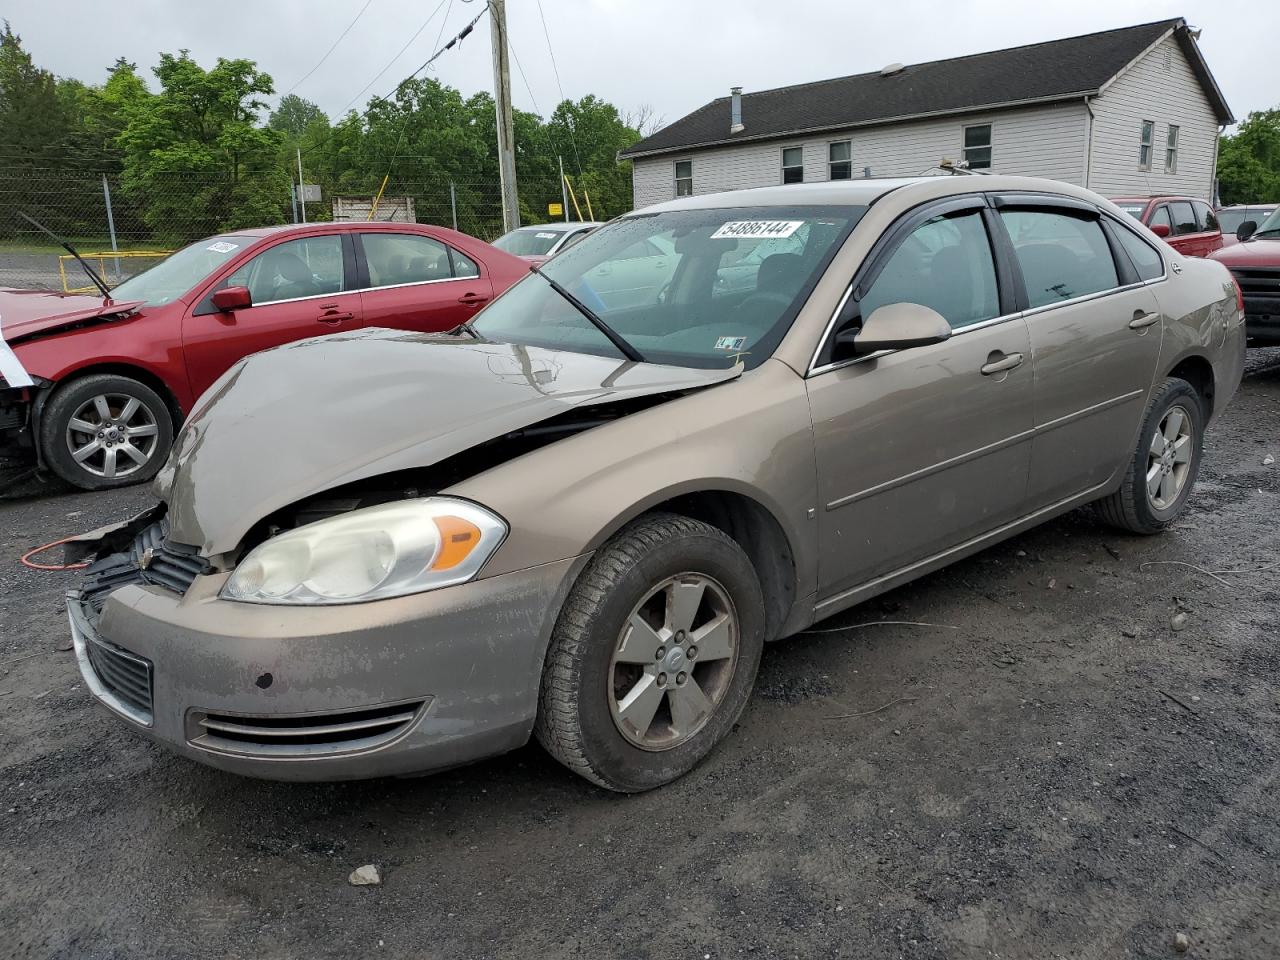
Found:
[211,285,252,312]
[1149,223,1171,238]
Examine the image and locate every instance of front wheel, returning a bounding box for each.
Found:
[535,513,765,792]
[1097,377,1204,534]
[40,374,175,490]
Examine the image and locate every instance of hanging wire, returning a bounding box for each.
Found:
[340,0,452,113]
[533,0,584,177]
[280,0,375,98]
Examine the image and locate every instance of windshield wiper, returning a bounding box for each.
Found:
[528,264,645,363]
[17,211,113,300]
[1252,228,1280,239]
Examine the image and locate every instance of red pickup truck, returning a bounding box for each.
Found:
[1210,208,1280,346]
[0,222,528,488]
[1111,196,1224,258]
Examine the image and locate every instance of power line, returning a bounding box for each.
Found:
[533,0,583,176]
[506,35,542,117]
[340,0,452,113]
[280,0,375,98]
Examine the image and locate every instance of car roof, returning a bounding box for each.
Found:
[223,222,462,239]
[1109,195,1200,203]
[1218,203,1277,210]
[510,222,603,234]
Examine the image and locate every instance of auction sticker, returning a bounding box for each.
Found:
[536,232,558,239]
[207,241,239,254]
[710,220,803,240]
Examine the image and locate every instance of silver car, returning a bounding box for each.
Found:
[491,221,603,261]
[67,176,1245,792]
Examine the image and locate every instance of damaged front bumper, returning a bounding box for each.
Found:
[68,513,586,781]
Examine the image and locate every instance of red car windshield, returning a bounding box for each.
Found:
[110,235,255,306]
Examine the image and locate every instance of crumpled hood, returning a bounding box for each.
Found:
[160,328,741,556]
[0,289,144,344]
[1210,238,1280,268]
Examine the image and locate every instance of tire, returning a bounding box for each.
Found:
[1097,377,1204,535]
[535,512,766,792]
[40,374,175,490]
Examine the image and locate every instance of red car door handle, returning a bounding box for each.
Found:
[457,293,489,306]
[317,308,353,324]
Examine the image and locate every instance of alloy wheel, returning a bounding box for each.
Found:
[608,573,739,751]
[1146,403,1194,511]
[65,393,160,479]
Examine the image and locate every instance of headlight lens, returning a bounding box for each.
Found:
[221,498,507,605]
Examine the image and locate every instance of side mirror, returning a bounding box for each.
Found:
[1236,220,1257,242]
[211,285,252,312]
[833,302,951,361]
[1150,223,1171,239]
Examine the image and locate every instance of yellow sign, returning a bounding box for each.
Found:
[548,202,563,216]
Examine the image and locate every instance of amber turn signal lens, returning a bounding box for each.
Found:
[430,516,483,571]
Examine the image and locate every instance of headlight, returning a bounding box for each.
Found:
[221,498,507,605]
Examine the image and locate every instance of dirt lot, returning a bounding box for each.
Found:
[2,351,1278,960]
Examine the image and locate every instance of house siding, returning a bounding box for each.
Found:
[1086,35,1219,199]
[630,102,1088,208]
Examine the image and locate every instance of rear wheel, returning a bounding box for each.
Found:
[1097,377,1204,534]
[40,374,174,490]
[535,513,765,792]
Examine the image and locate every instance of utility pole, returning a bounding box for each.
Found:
[558,155,570,222]
[296,147,307,224]
[489,0,520,232]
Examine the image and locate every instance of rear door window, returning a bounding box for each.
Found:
[1168,201,1198,236]
[1193,201,1219,232]
[858,210,999,329]
[361,233,460,287]
[999,210,1119,308]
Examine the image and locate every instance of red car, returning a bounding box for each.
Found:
[1210,207,1280,346]
[0,222,528,489]
[1111,196,1224,258]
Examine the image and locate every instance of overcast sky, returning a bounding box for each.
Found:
[6,0,1275,132]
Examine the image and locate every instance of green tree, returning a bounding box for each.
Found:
[117,51,289,240]
[1217,109,1280,206]
[547,95,641,221]
[268,94,327,138]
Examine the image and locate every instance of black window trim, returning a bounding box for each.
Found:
[351,230,481,292]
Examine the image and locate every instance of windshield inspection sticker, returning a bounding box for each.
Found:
[535,232,558,239]
[711,220,803,240]
[714,336,747,352]
[206,241,239,254]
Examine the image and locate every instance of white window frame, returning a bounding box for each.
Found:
[962,123,992,170]
[828,140,852,181]
[1165,124,1179,174]
[780,145,804,185]
[673,159,693,197]
[1138,120,1154,171]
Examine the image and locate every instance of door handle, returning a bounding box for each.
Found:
[980,352,1024,376]
[1129,310,1161,330]
[457,292,489,306]
[317,308,353,324]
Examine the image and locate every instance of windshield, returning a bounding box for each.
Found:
[493,228,566,257]
[1216,209,1250,232]
[110,235,256,306]
[472,205,864,370]
[1116,203,1147,221]
[1253,207,1280,238]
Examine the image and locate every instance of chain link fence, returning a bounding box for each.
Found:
[0,170,573,291]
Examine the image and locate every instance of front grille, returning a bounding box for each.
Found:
[79,516,211,618]
[1230,267,1280,316]
[189,700,429,758]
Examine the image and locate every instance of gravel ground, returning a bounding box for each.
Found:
[2,351,1278,960]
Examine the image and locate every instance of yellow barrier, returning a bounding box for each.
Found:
[58,250,172,295]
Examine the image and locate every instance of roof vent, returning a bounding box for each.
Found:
[879,62,905,77]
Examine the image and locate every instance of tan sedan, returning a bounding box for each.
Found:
[68,175,1245,791]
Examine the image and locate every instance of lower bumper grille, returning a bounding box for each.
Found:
[67,594,153,725]
[189,700,429,758]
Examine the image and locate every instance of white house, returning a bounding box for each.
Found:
[620,18,1233,206]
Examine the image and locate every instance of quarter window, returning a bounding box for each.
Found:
[829,141,852,180]
[1168,201,1197,236]
[1165,125,1179,173]
[362,233,459,287]
[963,124,992,170]
[1113,224,1165,281]
[1139,120,1154,170]
[1193,201,1219,232]
[782,146,804,184]
[858,210,999,330]
[674,160,693,197]
[999,210,1119,308]
[224,234,345,305]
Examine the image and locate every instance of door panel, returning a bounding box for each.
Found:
[357,232,495,333]
[809,319,1035,600]
[183,233,360,400]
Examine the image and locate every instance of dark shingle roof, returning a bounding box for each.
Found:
[620,19,1232,159]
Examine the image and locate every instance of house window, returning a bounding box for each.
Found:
[1138,120,1154,170]
[781,146,804,184]
[674,159,693,197]
[1165,125,1179,174]
[829,141,852,180]
[963,124,992,170]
